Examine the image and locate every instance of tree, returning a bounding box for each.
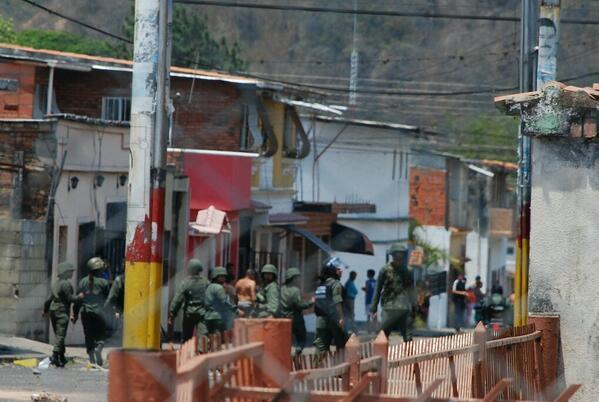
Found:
[0,15,116,57]
[0,15,16,44]
[408,219,448,270]
[15,30,116,56]
[116,4,247,71]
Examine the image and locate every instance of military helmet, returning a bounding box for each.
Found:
[87,257,106,271]
[212,266,228,279]
[324,256,346,270]
[388,243,408,254]
[285,267,301,282]
[57,261,75,276]
[261,264,278,276]
[188,259,204,275]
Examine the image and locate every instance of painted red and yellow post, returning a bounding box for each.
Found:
[123,184,165,350]
[514,201,530,327]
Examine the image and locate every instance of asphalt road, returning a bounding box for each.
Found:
[0,361,107,402]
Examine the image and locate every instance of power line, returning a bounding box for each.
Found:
[174,0,599,26]
[18,0,133,43]
[175,1,520,21]
[13,0,517,98]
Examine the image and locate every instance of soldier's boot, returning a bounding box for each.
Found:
[87,352,96,365]
[95,345,104,367]
[59,353,67,367]
[50,352,62,367]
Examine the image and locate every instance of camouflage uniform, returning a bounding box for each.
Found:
[204,267,236,335]
[169,260,209,342]
[73,257,110,366]
[370,244,416,341]
[280,268,313,354]
[105,274,124,314]
[44,262,78,367]
[256,264,281,318]
[313,276,348,352]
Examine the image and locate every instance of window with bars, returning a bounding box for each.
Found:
[101,97,131,122]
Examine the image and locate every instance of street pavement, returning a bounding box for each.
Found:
[0,360,107,402]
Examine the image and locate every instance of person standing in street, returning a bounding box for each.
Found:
[73,257,110,366]
[452,272,468,332]
[168,259,210,342]
[362,269,377,320]
[471,275,485,324]
[280,267,314,355]
[235,269,256,317]
[205,267,237,335]
[313,258,348,353]
[370,243,416,342]
[256,264,280,318]
[343,271,358,333]
[43,262,80,367]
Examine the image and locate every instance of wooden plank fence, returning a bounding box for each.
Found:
[109,320,580,402]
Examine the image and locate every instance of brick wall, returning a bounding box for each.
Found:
[170,78,243,151]
[48,68,244,151]
[0,220,48,341]
[0,120,56,220]
[51,69,130,118]
[0,62,35,118]
[410,167,447,226]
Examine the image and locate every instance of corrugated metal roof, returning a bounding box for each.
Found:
[0,43,260,84]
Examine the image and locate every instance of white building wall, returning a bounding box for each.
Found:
[488,237,508,291]
[464,232,489,290]
[528,137,599,401]
[299,120,411,219]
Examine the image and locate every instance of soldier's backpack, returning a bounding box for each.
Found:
[314,281,338,320]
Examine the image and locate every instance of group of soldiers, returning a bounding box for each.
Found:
[167,261,315,354]
[169,242,417,355]
[43,242,417,366]
[43,257,121,368]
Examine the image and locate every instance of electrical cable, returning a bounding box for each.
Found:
[17,0,133,43]
[15,0,519,97]
[174,0,599,26]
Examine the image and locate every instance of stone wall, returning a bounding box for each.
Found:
[0,219,48,341]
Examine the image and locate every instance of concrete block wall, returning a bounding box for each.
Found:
[0,219,48,341]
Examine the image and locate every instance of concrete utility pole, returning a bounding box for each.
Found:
[123,0,172,350]
[349,0,358,105]
[514,0,538,327]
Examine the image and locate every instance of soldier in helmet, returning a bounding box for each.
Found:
[43,262,81,367]
[73,257,110,366]
[313,258,348,353]
[168,259,210,342]
[370,243,416,342]
[204,266,237,334]
[256,264,280,318]
[280,267,314,355]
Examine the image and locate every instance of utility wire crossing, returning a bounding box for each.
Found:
[175,0,599,26]
[17,0,599,97]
